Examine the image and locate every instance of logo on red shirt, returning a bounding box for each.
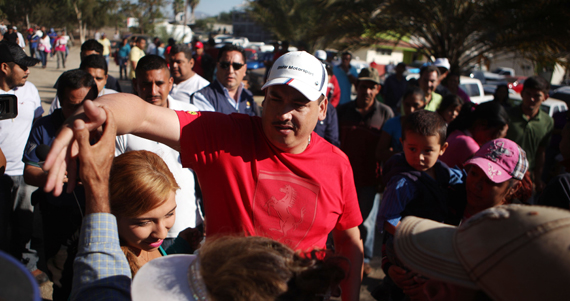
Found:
[252,171,319,249]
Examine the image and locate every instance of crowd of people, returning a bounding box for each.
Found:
[0,25,569,301]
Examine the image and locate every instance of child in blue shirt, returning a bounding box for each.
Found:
[377,110,466,299]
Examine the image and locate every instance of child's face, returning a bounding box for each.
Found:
[440,105,461,124]
[402,94,425,116]
[401,131,447,172]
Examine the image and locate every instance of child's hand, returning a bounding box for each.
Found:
[388,265,416,288]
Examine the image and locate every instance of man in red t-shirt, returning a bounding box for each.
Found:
[43,51,364,301]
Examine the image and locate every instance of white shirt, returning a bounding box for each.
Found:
[48,88,117,114]
[16,32,25,48]
[169,74,209,103]
[0,82,43,176]
[115,97,203,237]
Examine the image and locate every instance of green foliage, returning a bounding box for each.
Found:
[247,0,332,52]
[247,0,570,71]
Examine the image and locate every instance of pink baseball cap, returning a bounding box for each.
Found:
[464,138,528,183]
[195,41,203,49]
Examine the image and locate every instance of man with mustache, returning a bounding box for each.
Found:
[337,67,394,275]
[168,44,209,103]
[43,51,363,301]
[116,55,203,249]
[191,44,259,116]
[0,41,45,281]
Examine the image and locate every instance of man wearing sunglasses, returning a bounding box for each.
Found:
[191,44,260,116]
[0,41,45,281]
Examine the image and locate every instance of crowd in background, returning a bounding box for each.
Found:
[0,23,569,301]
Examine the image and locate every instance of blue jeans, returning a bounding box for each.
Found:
[356,186,380,262]
[39,51,47,67]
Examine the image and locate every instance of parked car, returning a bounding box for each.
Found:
[550,86,570,103]
[460,76,494,104]
[509,94,568,117]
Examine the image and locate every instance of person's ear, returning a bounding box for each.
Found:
[0,62,11,75]
[439,142,448,155]
[318,96,328,121]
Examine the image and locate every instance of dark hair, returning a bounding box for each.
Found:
[136,37,145,43]
[200,236,347,301]
[135,55,170,78]
[402,110,447,145]
[437,94,463,114]
[523,76,550,94]
[56,69,97,101]
[402,86,425,101]
[420,65,440,77]
[81,39,103,54]
[448,101,509,139]
[341,51,352,59]
[217,44,246,63]
[80,54,108,75]
[169,44,192,60]
[396,62,406,69]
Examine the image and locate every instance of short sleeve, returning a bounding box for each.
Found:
[22,121,44,166]
[335,162,363,230]
[377,176,416,232]
[539,116,554,148]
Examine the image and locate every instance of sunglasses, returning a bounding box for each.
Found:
[219,61,244,70]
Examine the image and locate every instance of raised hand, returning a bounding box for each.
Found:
[43,100,108,196]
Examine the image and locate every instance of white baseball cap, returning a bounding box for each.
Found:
[434,58,450,71]
[314,49,327,61]
[261,51,328,101]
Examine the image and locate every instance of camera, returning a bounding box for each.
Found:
[0,94,18,120]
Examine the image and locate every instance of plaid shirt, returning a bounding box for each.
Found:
[71,213,131,301]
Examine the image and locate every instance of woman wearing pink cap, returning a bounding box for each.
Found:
[462,138,532,219]
[387,138,533,300]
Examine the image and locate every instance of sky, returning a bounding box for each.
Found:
[195,0,248,17]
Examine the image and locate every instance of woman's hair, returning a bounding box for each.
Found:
[200,236,347,301]
[448,101,509,136]
[109,150,179,275]
[437,94,463,114]
[505,171,533,204]
[402,86,425,102]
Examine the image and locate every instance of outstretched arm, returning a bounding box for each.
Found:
[43,93,180,196]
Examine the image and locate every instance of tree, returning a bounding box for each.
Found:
[323,0,570,72]
[189,0,199,23]
[248,0,330,52]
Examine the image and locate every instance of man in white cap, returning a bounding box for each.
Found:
[434,57,451,97]
[44,51,364,300]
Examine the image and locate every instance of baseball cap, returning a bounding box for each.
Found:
[0,250,41,301]
[195,41,204,49]
[464,138,528,183]
[132,254,205,301]
[395,204,570,300]
[0,41,40,66]
[358,67,380,84]
[261,51,328,101]
[314,49,327,61]
[434,58,450,71]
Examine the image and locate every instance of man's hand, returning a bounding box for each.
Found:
[73,106,116,214]
[43,100,108,196]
